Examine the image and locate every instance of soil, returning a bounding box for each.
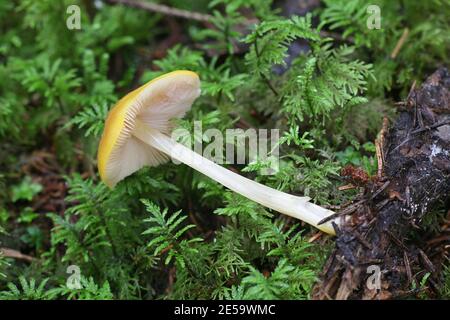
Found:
[313,68,450,299]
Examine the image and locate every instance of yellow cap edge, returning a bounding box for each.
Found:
[97,70,199,187]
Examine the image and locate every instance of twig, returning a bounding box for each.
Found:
[403,251,412,285]
[375,198,390,210]
[407,81,417,104]
[338,184,356,191]
[370,181,390,200]
[318,213,339,226]
[105,0,213,22]
[390,28,409,59]
[384,230,408,252]
[353,230,372,249]
[323,200,353,210]
[1,247,36,263]
[375,139,383,180]
[410,119,450,134]
[426,235,450,246]
[375,117,389,179]
[318,199,364,225]
[308,232,323,243]
[418,249,436,273]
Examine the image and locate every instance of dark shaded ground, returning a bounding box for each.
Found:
[314,68,450,299]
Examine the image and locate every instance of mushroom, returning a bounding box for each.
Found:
[97,70,338,234]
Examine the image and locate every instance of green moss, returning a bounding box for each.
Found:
[0,0,448,300]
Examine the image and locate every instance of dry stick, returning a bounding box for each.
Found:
[394,119,450,150]
[1,247,35,263]
[403,251,412,285]
[375,139,383,180]
[308,232,323,243]
[338,184,356,191]
[318,199,365,225]
[376,117,389,179]
[390,28,409,59]
[353,230,372,249]
[105,0,213,22]
[384,230,409,252]
[410,119,450,134]
[418,249,436,273]
[106,0,353,45]
[370,180,390,200]
[407,81,417,103]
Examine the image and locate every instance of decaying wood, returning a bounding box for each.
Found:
[313,68,450,300]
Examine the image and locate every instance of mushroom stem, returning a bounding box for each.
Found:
[133,121,337,235]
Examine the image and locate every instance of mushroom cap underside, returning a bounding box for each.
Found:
[98,70,200,188]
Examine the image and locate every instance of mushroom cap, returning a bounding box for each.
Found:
[98,70,200,188]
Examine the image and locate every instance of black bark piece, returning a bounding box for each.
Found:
[313,68,450,300]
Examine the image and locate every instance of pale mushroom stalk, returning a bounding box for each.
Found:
[98,70,338,236]
[132,121,336,234]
